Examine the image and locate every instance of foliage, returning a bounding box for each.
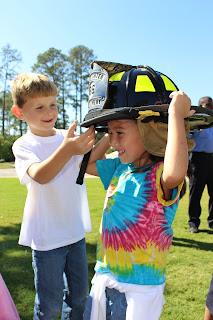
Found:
[68,45,96,131]
[0,178,212,319]
[0,44,97,136]
[32,47,71,129]
[0,135,16,161]
[0,91,27,136]
[0,44,22,136]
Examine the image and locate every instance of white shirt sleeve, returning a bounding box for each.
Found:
[12,137,41,185]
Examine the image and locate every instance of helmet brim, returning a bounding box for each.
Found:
[80,104,213,130]
[80,104,169,127]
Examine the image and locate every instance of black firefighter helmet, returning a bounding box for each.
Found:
[80,61,213,130]
[76,61,213,185]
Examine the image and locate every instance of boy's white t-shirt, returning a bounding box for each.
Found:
[12,129,92,251]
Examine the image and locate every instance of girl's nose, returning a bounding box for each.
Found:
[110,135,118,148]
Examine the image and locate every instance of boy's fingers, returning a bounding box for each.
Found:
[76,127,95,145]
[84,138,95,153]
[80,126,95,138]
[67,120,78,137]
[81,133,95,148]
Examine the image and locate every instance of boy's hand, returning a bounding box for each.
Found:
[63,120,95,156]
[169,91,195,119]
[27,120,95,184]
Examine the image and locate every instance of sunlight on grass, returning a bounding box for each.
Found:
[0,177,213,319]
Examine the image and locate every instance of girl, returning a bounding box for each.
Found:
[83,91,195,320]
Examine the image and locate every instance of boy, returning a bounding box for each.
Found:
[11,73,95,319]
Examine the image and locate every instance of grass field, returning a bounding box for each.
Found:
[0,161,15,168]
[0,177,213,319]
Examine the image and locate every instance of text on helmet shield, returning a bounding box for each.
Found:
[88,63,109,111]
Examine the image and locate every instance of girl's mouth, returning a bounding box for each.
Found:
[118,150,125,157]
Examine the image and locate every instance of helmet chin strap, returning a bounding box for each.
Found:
[76,151,91,185]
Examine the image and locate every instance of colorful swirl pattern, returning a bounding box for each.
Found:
[95,162,180,285]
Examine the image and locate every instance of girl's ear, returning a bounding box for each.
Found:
[11,106,24,120]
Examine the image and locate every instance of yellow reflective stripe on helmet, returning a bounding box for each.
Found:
[161,75,177,92]
[135,75,155,92]
[109,72,125,82]
[137,110,160,120]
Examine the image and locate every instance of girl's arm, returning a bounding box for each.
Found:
[161,91,195,199]
[85,133,110,176]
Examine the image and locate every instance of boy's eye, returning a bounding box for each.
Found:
[36,106,43,110]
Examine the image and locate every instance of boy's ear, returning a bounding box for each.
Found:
[11,106,24,120]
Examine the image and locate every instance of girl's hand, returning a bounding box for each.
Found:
[169,91,195,119]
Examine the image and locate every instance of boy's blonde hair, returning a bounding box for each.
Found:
[11,73,58,108]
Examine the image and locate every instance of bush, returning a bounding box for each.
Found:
[0,135,16,162]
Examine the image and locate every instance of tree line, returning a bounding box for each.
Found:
[0,44,96,161]
[0,43,96,136]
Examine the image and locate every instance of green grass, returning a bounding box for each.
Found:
[0,161,15,168]
[0,178,213,319]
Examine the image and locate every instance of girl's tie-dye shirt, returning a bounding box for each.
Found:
[95,158,182,285]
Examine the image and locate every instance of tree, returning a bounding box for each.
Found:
[32,47,71,129]
[0,91,14,135]
[0,44,22,136]
[68,45,96,132]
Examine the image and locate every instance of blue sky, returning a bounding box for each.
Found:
[1,0,213,119]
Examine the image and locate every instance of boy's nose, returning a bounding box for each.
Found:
[46,107,53,115]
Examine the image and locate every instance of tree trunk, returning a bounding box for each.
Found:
[2,72,8,137]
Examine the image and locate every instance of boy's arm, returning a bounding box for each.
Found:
[27,121,95,184]
[85,133,110,176]
[161,91,195,200]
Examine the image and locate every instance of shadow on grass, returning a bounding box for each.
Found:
[172,232,213,251]
[0,225,98,318]
[0,223,35,319]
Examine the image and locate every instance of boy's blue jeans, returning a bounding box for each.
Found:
[32,238,89,320]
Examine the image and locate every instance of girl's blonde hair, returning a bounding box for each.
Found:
[11,73,58,108]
